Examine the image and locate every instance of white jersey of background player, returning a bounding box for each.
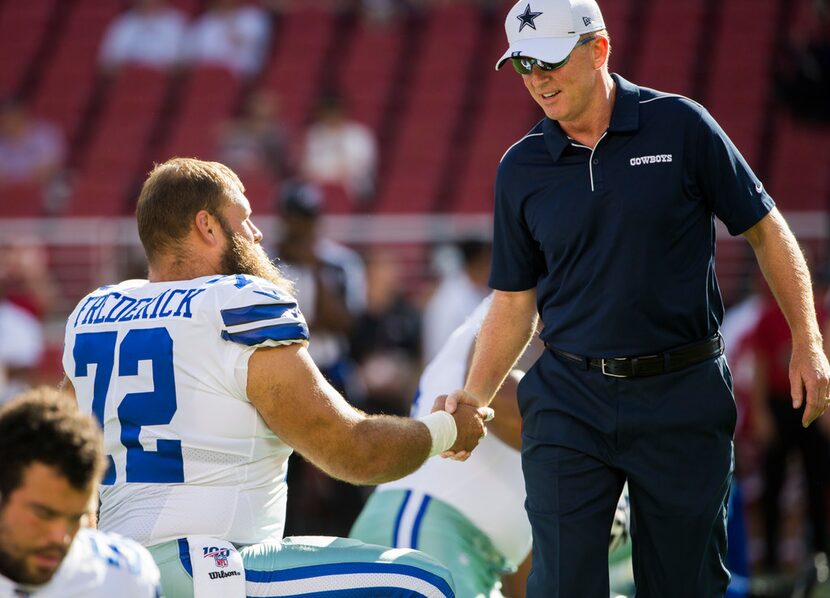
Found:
[0,528,160,598]
[384,294,530,563]
[63,274,305,546]
[351,294,533,596]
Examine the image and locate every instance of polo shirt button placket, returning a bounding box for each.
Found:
[590,154,604,191]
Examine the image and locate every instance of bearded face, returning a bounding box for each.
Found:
[216,214,293,294]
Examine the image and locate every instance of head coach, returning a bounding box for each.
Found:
[436,0,830,596]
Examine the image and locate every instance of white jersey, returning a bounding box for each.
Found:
[0,528,160,598]
[63,275,306,547]
[381,296,532,567]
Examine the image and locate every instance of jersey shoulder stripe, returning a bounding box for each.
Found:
[220,302,297,327]
[214,275,309,348]
[221,321,309,346]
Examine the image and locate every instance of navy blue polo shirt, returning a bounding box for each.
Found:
[490,74,774,356]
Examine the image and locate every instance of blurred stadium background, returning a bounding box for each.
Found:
[0,0,827,355]
[0,0,828,594]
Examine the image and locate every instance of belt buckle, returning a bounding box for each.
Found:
[601,358,629,378]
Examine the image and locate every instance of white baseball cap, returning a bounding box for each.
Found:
[495,0,606,70]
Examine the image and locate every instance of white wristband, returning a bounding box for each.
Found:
[419,411,458,458]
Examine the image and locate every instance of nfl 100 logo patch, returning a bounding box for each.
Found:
[202,546,230,568]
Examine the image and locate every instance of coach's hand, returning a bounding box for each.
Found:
[790,340,830,427]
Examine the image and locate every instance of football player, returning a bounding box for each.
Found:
[0,386,160,598]
[62,157,488,597]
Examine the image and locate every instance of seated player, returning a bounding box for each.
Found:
[0,386,160,597]
[62,158,488,597]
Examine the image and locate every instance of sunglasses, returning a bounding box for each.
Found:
[510,36,598,75]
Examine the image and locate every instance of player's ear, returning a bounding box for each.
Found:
[194,210,219,246]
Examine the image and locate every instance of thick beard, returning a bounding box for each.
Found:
[218,225,294,295]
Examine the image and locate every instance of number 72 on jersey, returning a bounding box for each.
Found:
[73,327,184,485]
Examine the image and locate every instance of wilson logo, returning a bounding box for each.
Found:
[629,154,672,166]
[209,570,241,580]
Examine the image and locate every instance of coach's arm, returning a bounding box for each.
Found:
[743,207,830,427]
[247,343,487,486]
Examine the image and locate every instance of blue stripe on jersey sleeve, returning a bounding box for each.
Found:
[220,303,297,327]
[221,322,309,346]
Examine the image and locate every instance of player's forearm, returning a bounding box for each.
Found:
[745,209,823,348]
[322,416,431,485]
[466,290,537,406]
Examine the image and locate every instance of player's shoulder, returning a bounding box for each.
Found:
[207,274,297,308]
[73,528,160,591]
[78,279,149,302]
[210,275,309,348]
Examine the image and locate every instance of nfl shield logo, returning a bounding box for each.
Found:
[203,546,229,568]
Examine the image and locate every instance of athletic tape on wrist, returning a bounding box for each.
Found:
[419,411,458,457]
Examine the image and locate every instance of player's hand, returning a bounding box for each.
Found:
[789,340,830,427]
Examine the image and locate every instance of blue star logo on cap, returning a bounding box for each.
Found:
[517,4,543,32]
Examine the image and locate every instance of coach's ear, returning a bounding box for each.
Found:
[194,210,220,247]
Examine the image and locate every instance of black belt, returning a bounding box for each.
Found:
[548,334,724,378]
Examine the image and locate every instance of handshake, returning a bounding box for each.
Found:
[430,390,493,461]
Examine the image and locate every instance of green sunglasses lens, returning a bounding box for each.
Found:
[510,56,565,75]
[509,37,597,75]
[511,57,532,74]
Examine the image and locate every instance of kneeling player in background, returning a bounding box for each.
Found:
[350,294,632,597]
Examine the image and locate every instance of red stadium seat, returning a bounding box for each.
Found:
[30,0,121,142]
[339,19,405,132]
[76,66,172,189]
[0,0,58,95]
[0,182,47,217]
[374,4,480,214]
[260,6,336,129]
[705,0,777,170]
[67,172,133,216]
[637,0,707,97]
[160,66,242,160]
[767,113,830,210]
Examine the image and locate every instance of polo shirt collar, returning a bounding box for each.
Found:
[608,73,640,133]
[542,72,641,162]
